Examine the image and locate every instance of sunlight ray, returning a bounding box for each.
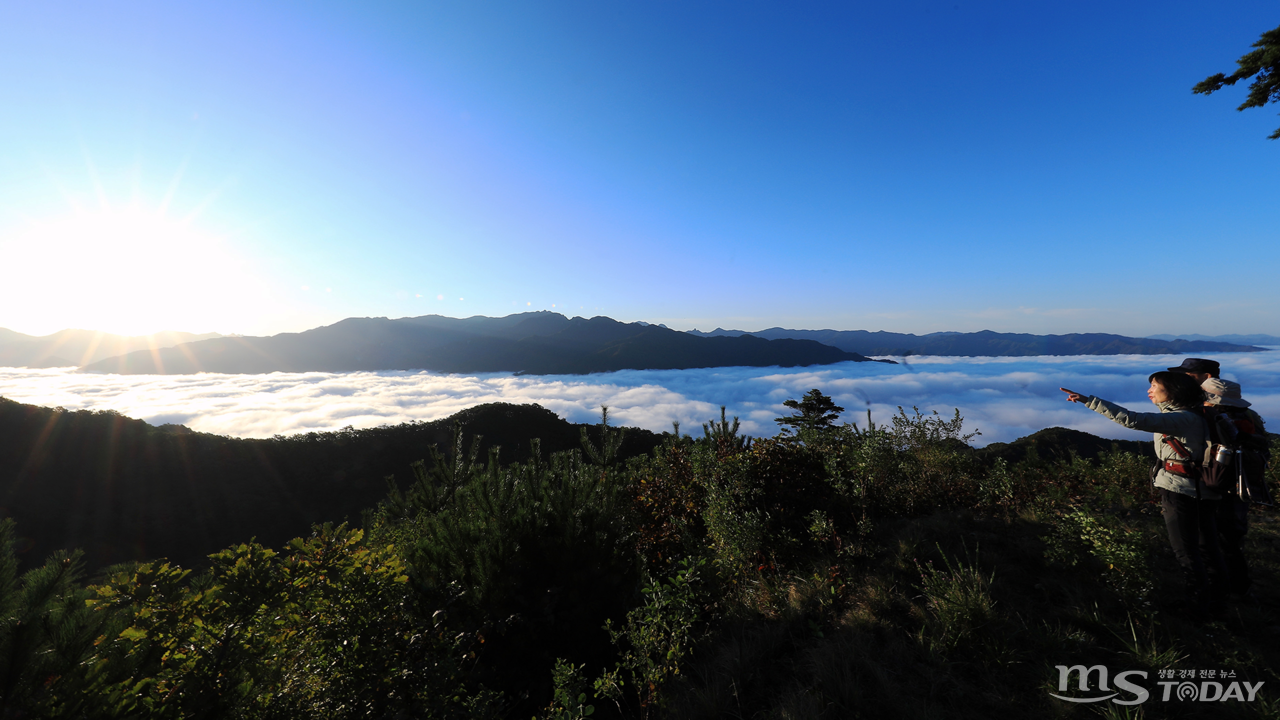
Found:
[76,332,108,368]
[173,340,205,374]
[181,175,234,225]
[16,409,67,487]
[79,146,110,212]
[33,159,87,218]
[230,334,289,371]
[147,345,167,375]
[127,160,144,207]
[159,158,190,216]
[35,332,73,368]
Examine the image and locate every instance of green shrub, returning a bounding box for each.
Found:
[822,407,982,518]
[0,520,101,717]
[367,424,640,714]
[632,435,706,571]
[979,457,1016,510]
[75,524,488,719]
[698,436,849,578]
[1043,507,1153,605]
[541,658,597,719]
[699,452,770,580]
[597,558,709,716]
[1093,448,1157,507]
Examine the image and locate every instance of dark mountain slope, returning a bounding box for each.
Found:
[977,426,1154,465]
[0,397,661,572]
[79,313,886,375]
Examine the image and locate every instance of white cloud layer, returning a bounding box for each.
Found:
[1,350,1277,446]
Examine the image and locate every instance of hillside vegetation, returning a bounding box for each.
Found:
[0,397,662,571]
[3,397,1279,718]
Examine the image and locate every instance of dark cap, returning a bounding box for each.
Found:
[1167,358,1220,374]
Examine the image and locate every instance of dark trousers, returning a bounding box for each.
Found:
[1160,489,1227,599]
[1216,494,1251,594]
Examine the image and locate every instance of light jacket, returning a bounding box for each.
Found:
[1083,397,1217,500]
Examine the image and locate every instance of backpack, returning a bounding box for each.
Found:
[1208,405,1273,505]
[1161,407,1273,505]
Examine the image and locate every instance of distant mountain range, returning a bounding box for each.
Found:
[76,313,886,375]
[686,327,1266,357]
[0,329,222,368]
[1144,333,1280,346]
[1,316,1269,375]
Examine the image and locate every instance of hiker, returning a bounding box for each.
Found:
[1200,377,1269,597]
[1060,372,1227,616]
[1167,357,1220,384]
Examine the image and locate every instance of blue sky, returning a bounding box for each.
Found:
[1,1,1277,337]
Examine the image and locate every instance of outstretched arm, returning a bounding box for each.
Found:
[1065,391,1193,435]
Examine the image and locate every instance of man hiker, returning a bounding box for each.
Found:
[1200,376,1269,598]
[1170,358,1269,598]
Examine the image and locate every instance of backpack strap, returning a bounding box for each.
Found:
[1161,434,1202,499]
[1162,434,1193,460]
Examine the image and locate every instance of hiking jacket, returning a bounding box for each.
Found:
[1082,397,1217,500]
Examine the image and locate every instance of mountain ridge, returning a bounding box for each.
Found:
[76,312,888,375]
[5,317,1270,373]
[1144,333,1280,345]
[686,327,1266,357]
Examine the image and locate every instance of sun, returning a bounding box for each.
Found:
[1,204,269,336]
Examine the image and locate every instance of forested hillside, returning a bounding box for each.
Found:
[0,397,661,571]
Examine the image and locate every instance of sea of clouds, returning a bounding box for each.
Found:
[1,351,1277,446]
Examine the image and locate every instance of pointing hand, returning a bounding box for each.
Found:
[1059,387,1086,404]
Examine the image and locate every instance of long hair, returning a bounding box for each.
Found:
[1147,370,1206,409]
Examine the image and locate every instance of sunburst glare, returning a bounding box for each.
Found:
[2,204,274,336]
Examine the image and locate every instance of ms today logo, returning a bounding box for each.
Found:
[1051,665,1264,705]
